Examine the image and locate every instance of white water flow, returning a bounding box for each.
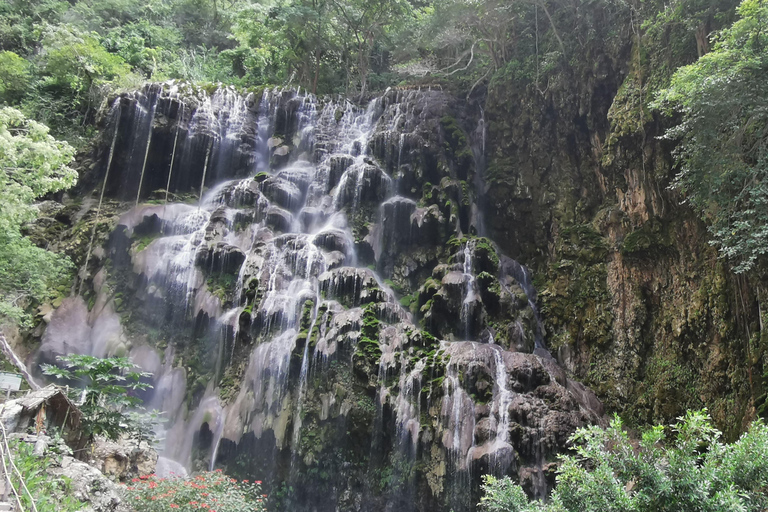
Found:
[291,294,319,441]
[0,332,40,390]
[79,100,121,296]
[115,87,547,503]
[135,92,159,206]
[198,139,213,207]
[516,264,547,351]
[396,359,424,455]
[491,347,513,463]
[254,89,272,174]
[164,101,183,208]
[209,404,226,471]
[461,242,477,339]
[156,89,402,468]
[439,343,476,512]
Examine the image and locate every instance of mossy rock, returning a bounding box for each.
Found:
[620,220,674,257]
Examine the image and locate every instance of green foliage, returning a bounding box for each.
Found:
[123,470,268,512]
[478,411,768,512]
[654,0,768,273]
[9,439,85,512]
[479,475,540,512]
[206,272,237,302]
[35,23,136,132]
[355,303,382,365]
[620,220,674,256]
[40,354,154,442]
[0,50,31,103]
[0,107,76,324]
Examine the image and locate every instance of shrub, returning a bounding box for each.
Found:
[9,439,85,512]
[0,51,31,103]
[122,470,268,512]
[479,410,768,512]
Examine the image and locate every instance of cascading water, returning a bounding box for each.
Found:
[490,346,513,471]
[40,83,605,511]
[460,241,478,340]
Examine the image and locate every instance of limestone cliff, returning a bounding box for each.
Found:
[482,17,767,437]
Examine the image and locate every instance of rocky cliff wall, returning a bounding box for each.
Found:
[482,28,767,438]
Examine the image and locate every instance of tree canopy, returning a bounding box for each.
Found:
[0,107,76,324]
[655,0,768,274]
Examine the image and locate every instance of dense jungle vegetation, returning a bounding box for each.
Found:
[2,0,768,509]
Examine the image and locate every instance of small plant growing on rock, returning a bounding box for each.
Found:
[8,439,85,512]
[123,470,268,512]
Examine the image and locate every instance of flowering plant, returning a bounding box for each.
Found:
[122,470,267,512]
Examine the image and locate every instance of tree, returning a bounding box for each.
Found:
[41,354,154,442]
[0,51,31,103]
[0,107,76,325]
[654,0,768,274]
[37,23,133,126]
[330,0,411,97]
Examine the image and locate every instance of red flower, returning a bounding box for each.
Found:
[255,480,262,484]
[170,505,179,509]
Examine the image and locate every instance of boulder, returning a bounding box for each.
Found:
[261,176,303,210]
[265,206,294,232]
[89,436,158,481]
[319,267,386,307]
[50,455,131,512]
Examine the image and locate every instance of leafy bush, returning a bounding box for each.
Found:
[0,50,31,103]
[123,470,268,512]
[9,439,85,512]
[40,354,153,442]
[479,410,768,512]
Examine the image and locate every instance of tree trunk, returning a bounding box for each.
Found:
[696,21,711,57]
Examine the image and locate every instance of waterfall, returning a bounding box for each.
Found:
[164,102,183,208]
[198,139,213,207]
[78,100,121,296]
[58,83,602,510]
[135,91,159,206]
[461,241,478,340]
[491,347,513,472]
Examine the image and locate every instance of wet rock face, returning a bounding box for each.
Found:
[482,29,762,435]
[39,84,605,512]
